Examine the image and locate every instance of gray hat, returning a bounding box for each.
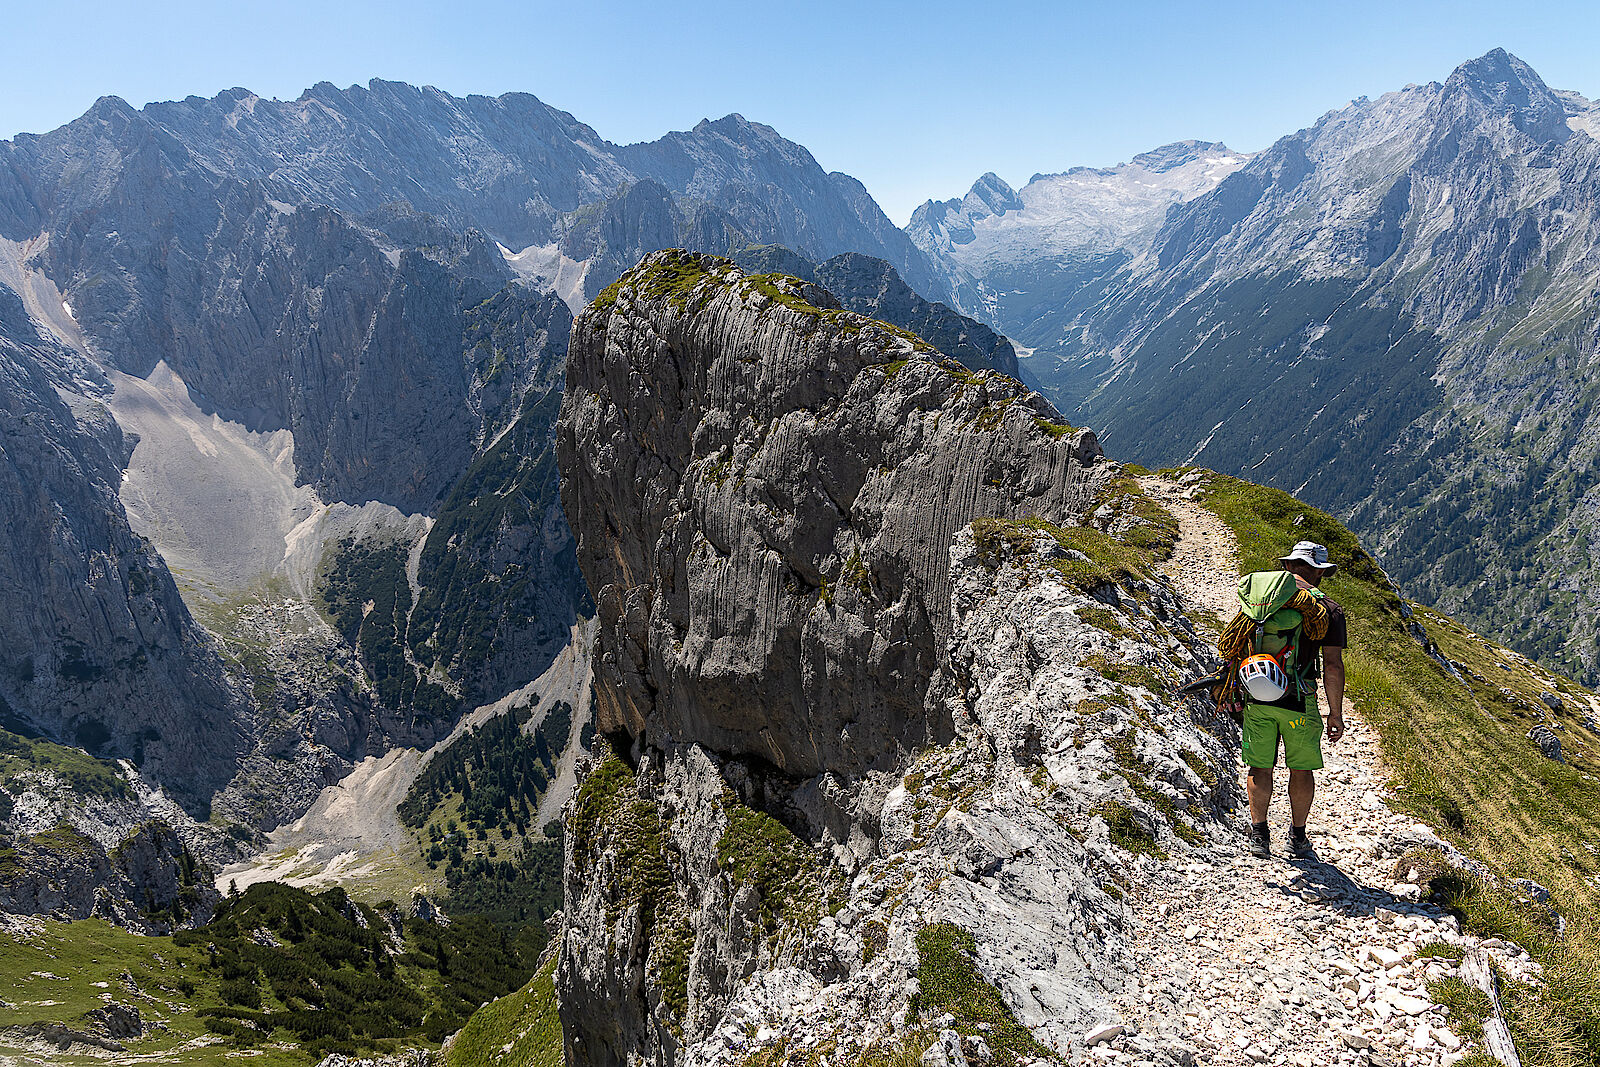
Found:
[1280,541,1336,572]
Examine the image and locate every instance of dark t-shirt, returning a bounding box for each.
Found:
[1261,593,1346,713]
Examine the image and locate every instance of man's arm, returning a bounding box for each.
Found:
[1323,645,1346,743]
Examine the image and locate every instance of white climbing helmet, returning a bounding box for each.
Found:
[1238,653,1289,702]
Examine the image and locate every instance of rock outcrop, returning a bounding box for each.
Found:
[554,251,1228,1066]
[0,818,216,932]
[559,251,1101,785]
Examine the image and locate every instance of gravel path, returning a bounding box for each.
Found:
[1139,474,1241,632]
[1093,479,1530,1066]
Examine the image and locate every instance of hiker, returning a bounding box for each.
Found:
[1217,541,1347,858]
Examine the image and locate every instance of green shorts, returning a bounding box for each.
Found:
[1241,696,1323,770]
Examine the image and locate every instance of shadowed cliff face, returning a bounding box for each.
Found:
[0,329,247,810]
[557,250,1105,784]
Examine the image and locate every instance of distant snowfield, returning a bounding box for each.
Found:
[955,152,1249,268]
[912,149,1251,292]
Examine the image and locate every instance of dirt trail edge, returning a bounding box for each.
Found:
[1097,478,1537,1067]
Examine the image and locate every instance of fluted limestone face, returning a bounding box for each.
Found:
[557,250,1106,781]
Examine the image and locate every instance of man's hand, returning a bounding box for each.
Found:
[1324,645,1346,744]
[1326,708,1346,744]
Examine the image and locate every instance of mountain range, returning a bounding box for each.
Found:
[1,46,1600,1067]
[1,41,1597,871]
[910,49,1600,686]
[0,76,1013,926]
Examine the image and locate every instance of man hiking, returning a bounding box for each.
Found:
[1221,541,1347,858]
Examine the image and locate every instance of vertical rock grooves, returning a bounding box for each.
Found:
[557,250,1105,784]
[554,250,1174,1066]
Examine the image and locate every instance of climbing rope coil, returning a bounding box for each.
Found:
[1212,589,1330,710]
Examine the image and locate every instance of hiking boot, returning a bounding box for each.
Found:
[1287,825,1313,858]
[1247,822,1270,858]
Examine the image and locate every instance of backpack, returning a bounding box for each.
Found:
[1227,571,1327,698]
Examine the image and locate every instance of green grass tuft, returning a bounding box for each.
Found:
[1427,977,1491,1042]
[912,923,1053,1066]
[970,516,1154,592]
[1093,800,1168,859]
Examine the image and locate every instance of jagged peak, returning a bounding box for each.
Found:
[83,95,139,122]
[1450,47,1542,91]
[1439,47,1569,140]
[691,113,765,137]
[965,172,1023,215]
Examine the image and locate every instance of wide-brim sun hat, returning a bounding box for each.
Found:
[1280,540,1336,574]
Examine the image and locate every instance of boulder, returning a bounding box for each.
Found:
[1528,724,1564,762]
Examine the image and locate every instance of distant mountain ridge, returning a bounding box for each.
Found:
[907,139,1248,319]
[12,82,945,302]
[917,49,1600,683]
[0,74,1026,916]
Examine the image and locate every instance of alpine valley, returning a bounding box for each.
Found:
[0,49,1598,1067]
[911,49,1600,688]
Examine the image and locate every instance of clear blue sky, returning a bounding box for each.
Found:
[4,1,1596,224]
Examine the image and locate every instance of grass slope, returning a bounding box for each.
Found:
[444,956,563,1067]
[0,917,306,1066]
[0,881,543,1064]
[1192,469,1600,1066]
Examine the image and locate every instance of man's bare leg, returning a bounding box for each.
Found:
[1288,769,1315,828]
[1248,766,1274,822]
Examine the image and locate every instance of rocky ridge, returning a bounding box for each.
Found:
[4,85,942,304]
[553,250,1229,1065]
[547,254,1570,1067]
[1098,476,1522,1067]
[0,321,248,811]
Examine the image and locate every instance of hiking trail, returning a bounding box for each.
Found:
[1100,478,1535,1067]
[1138,475,1240,634]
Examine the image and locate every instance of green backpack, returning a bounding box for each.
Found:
[1236,571,1319,688]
